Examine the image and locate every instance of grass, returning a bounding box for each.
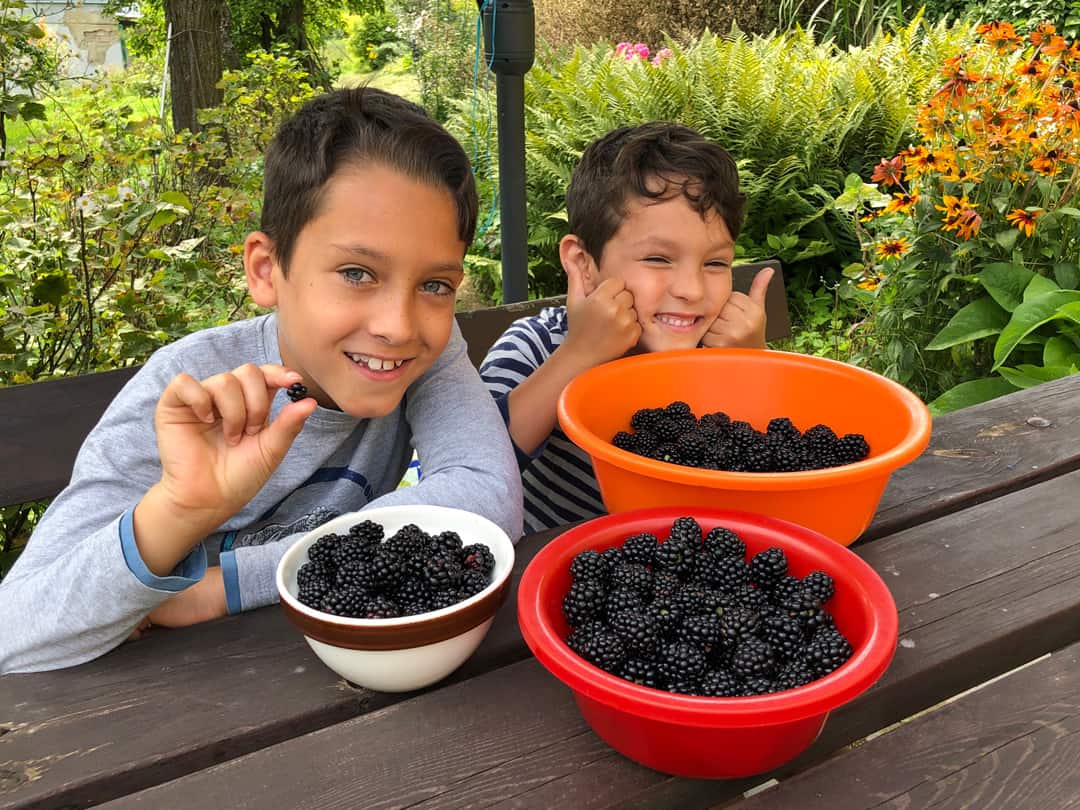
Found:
[336,58,421,101]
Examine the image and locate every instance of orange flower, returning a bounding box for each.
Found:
[1029,23,1057,47]
[935,55,983,104]
[904,146,940,178]
[871,155,905,186]
[935,193,966,217]
[857,274,883,291]
[875,238,911,259]
[954,208,983,240]
[884,191,920,215]
[977,21,1022,52]
[1015,58,1051,80]
[1030,152,1061,176]
[1005,207,1043,236]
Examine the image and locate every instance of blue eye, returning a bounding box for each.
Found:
[421,279,455,296]
[341,266,374,285]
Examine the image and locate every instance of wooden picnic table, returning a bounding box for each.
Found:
[2,371,1079,810]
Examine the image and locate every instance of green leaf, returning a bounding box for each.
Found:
[1059,301,1080,324]
[992,290,1080,369]
[30,273,71,306]
[1024,274,1060,300]
[148,210,180,230]
[1055,207,1080,218]
[841,262,865,279]
[1044,336,1080,366]
[928,377,1018,415]
[979,262,1033,312]
[1057,262,1080,290]
[926,296,1009,350]
[18,101,46,121]
[995,228,1020,251]
[158,191,193,211]
[997,364,1074,388]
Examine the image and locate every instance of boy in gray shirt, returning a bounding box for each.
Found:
[0,88,523,673]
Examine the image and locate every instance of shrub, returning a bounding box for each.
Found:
[839,22,1080,408]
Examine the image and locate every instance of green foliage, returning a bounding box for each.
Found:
[979,0,1080,39]
[350,9,402,69]
[393,0,477,122]
[451,18,974,301]
[0,0,64,160]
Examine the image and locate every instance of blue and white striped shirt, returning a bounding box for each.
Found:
[480,306,606,534]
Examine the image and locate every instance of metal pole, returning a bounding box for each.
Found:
[478,0,534,304]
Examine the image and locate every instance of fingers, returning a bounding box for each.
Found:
[564,260,587,306]
[260,398,317,468]
[747,266,775,306]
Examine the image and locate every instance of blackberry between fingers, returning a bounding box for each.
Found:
[286,382,308,402]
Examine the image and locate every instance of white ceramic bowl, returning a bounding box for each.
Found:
[276,504,515,692]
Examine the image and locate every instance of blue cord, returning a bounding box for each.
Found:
[472,0,499,235]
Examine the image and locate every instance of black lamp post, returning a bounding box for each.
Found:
[477,0,535,304]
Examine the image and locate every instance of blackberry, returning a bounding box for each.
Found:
[621,532,658,567]
[429,530,464,558]
[699,411,731,433]
[319,586,367,617]
[651,570,683,601]
[428,590,460,611]
[609,609,660,656]
[384,527,427,559]
[770,576,816,611]
[804,627,853,676]
[657,641,707,684]
[306,535,340,568]
[835,433,871,465]
[731,637,777,679]
[772,441,809,472]
[296,561,332,589]
[676,431,709,463]
[620,657,665,690]
[286,382,308,402]
[562,580,607,626]
[600,546,625,568]
[677,614,723,652]
[400,597,433,617]
[652,443,685,465]
[737,585,773,613]
[774,659,815,691]
[630,407,665,435]
[654,539,696,580]
[297,577,331,607]
[423,556,463,591]
[569,549,612,584]
[766,417,801,441]
[360,595,400,619]
[332,537,375,568]
[709,557,749,594]
[566,621,605,657]
[761,613,805,663]
[334,558,370,589]
[366,549,405,591]
[789,605,835,637]
[741,677,776,696]
[645,599,683,636]
[393,577,431,605]
[610,561,653,595]
[667,680,701,695]
[579,629,627,673]
[703,526,746,559]
[605,587,646,617]
[749,547,788,589]
[673,582,711,616]
[461,543,496,576]
[698,668,742,697]
[666,400,694,419]
[802,570,836,605]
[669,516,703,547]
[612,431,637,452]
[653,414,689,442]
[803,424,838,455]
[692,551,726,589]
[743,436,773,472]
[458,569,490,598]
[719,606,761,643]
[348,519,384,545]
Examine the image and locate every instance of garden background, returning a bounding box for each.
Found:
[2,0,1079,573]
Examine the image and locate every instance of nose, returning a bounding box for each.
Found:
[668,262,706,303]
[366,285,419,345]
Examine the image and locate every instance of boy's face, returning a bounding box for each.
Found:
[247,163,466,418]
[592,191,735,353]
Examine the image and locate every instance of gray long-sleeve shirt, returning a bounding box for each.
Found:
[0,313,523,673]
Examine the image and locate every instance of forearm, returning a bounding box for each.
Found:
[133,482,225,576]
[506,343,596,455]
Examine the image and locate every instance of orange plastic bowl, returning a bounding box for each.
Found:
[517,507,899,779]
[557,348,932,545]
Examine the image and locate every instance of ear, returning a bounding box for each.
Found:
[244,231,280,308]
[559,234,599,296]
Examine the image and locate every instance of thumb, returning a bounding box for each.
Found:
[565,261,588,305]
[748,267,775,306]
[260,399,316,467]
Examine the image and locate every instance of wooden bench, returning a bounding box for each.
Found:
[0,260,789,510]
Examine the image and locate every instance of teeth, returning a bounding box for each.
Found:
[657,314,696,327]
[348,353,404,371]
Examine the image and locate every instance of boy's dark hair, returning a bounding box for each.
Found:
[261,87,478,274]
[566,122,746,264]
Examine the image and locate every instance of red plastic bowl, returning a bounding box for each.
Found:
[557,348,932,546]
[517,507,898,779]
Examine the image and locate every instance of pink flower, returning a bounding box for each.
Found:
[615,42,632,57]
[633,43,650,59]
[651,47,673,65]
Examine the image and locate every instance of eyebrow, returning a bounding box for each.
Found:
[631,237,734,253]
[330,242,464,275]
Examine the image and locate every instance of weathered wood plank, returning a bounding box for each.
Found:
[865,371,1080,542]
[94,470,1080,810]
[731,644,1080,810]
[0,528,560,810]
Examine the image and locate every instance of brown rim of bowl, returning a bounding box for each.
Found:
[280,575,511,651]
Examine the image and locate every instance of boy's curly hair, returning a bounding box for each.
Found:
[261,87,478,274]
[566,122,745,264]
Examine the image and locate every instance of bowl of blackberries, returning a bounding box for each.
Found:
[517,507,898,779]
[276,504,515,692]
[557,348,932,545]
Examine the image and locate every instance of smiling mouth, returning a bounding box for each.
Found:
[654,314,701,328]
[346,352,408,371]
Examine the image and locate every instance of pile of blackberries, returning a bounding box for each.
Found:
[561,517,853,696]
[611,402,870,472]
[295,520,495,619]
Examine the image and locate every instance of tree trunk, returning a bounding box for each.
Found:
[164,0,226,133]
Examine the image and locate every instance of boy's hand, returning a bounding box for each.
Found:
[147,566,228,629]
[153,364,316,531]
[702,266,774,350]
[562,261,642,366]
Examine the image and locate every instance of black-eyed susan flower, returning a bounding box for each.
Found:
[1005,207,1043,236]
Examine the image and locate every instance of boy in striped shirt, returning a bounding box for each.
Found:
[480,122,773,533]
